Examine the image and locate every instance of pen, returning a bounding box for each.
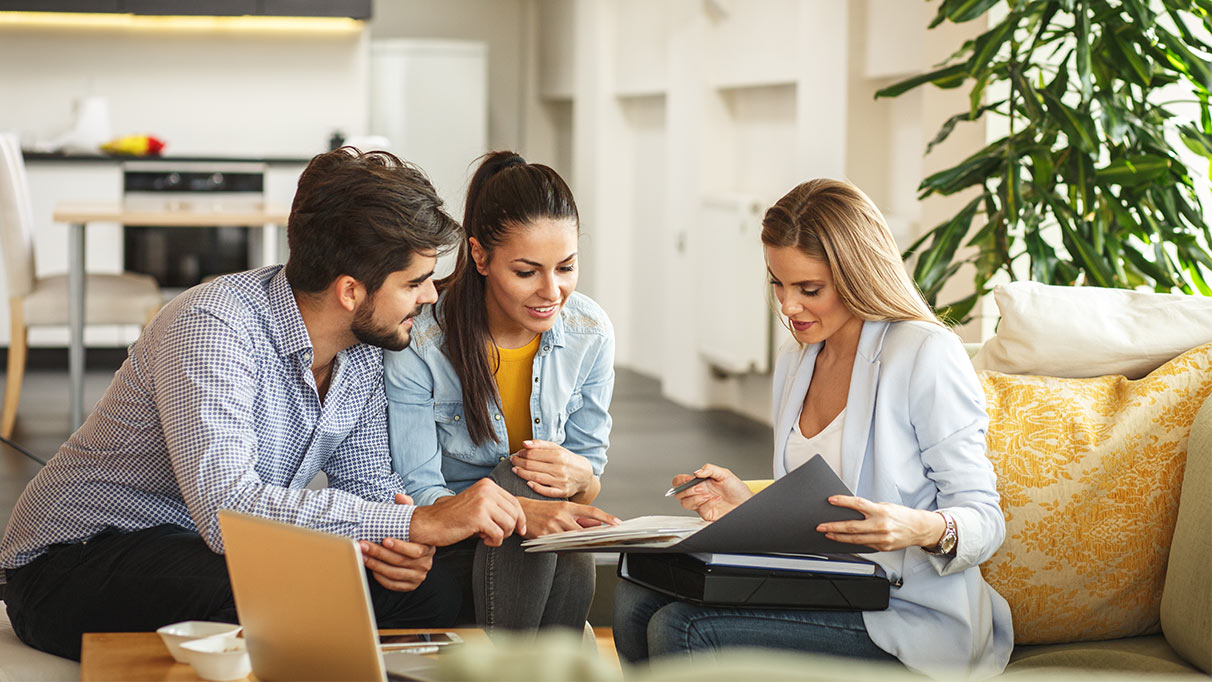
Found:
[665,476,710,497]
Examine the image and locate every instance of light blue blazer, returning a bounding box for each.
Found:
[772,319,1012,679]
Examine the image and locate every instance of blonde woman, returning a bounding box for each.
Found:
[612,180,1012,679]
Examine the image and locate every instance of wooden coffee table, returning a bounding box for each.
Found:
[80,628,490,681]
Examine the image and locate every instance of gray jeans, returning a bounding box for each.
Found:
[435,460,595,634]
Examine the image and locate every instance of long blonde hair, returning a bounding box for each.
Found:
[761,179,941,326]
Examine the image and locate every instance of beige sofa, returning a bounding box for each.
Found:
[969,338,1211,677]
[997,387,1209,676]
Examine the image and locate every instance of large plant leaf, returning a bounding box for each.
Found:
[913,196,984,298]
[918,148,1003,197]
[1076,2,1093,101]
[968,12,1020,77]
[936,293,981,326]
[931,0,1004,28]
[926,103,1004,154]
[1042,92,1099,151]
[875,64,969,99]
[1095,154,1172,185]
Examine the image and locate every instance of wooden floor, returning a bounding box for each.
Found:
[594,626,621,670]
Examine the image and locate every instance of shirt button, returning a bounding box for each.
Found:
[453,415,461,422]
[499,456,507,462]
[533,376,538,382]
[534,418,540,424]
[543,346,551,352]
[494,414,502,421]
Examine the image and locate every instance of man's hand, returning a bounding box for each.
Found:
[517,497,620,539]
[408,478,527,547]
[510,440,595,499]
[359,538,434,592]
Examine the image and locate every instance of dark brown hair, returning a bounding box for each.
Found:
[761,179,940,326]
[284,147,460,294]
[438,151,579,445]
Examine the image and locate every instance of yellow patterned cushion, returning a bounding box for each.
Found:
[979,343,1212,645]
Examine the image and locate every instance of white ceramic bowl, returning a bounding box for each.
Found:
[180,637,252,681]
[155,621,242,664]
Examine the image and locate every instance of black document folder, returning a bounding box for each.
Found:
[619,552,890,611]
[522,455,875,555]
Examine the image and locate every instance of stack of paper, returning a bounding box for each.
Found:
[521,516,708,552]
[688,552,877,575]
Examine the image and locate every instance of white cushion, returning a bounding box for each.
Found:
[22,272,162,327]
[0,602,79,682]
[972,281,1212,379]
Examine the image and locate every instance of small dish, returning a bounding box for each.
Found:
[155,621,242,664]
[180,636,252,681]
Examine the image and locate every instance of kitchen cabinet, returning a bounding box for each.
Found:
[0,0,371,19]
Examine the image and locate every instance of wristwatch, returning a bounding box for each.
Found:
[923,511,957,556]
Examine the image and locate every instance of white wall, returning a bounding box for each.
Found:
[521,0,988,423]
[0,23,368,157]
[371,0,525,153]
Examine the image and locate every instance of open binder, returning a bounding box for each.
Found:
[522,455,875,555]
[522,455,892,610]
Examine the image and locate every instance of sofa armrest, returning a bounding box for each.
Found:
[1160,391,1212,674]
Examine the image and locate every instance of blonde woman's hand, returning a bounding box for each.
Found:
[816,495,948,552]
[511,439,595,499]
[673,463,754,521]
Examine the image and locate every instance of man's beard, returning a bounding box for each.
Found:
[351,300,418,352]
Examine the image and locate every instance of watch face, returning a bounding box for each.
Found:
[940,532,957,553]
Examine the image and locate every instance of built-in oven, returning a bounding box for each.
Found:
[122,161,266,291]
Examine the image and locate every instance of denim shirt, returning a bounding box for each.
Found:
[384,291,615,506]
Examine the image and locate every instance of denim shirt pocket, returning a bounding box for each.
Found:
[553,391,584,442]
[433,401,480,463]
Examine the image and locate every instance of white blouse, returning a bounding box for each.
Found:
[784,407,846,477]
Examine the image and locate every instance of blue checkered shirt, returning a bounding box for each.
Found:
[0,266,415,576]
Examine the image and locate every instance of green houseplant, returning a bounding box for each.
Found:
[877,0,1212,322]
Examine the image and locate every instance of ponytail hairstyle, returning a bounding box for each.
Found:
[761,179,942,327]
[438,151,579,445]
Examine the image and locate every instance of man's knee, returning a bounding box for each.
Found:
[371,563,462,628]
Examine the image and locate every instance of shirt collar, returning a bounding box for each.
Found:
[541,307,567,349]
[268,268,314,358]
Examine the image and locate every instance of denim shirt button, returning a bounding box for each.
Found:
[494,414,502,421]
[533,418,540,424]
[499,456,507,462]
[453,415,461,421]
[542,346,551,352]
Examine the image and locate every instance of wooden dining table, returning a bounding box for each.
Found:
[52,202,291,429]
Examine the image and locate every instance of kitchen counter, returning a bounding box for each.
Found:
[22,151,314,165]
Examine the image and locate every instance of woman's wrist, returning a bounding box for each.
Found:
[919,509,948,548]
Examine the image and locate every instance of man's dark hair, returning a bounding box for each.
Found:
[284,147,461,294]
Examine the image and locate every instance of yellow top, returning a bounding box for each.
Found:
[494,335,542,454]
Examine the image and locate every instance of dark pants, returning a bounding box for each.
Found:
[435,461,595,635]
[4,523,461,661]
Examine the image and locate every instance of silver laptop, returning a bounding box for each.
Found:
[217,510,438,682]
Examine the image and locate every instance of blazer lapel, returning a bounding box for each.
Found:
[773,343,819,478]
[840,320,889,492]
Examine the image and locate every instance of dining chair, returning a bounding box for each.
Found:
[0,132,163,438]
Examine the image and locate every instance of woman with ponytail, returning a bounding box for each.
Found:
[384,152,618,633]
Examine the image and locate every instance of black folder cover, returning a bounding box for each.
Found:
[619,552,890,611]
